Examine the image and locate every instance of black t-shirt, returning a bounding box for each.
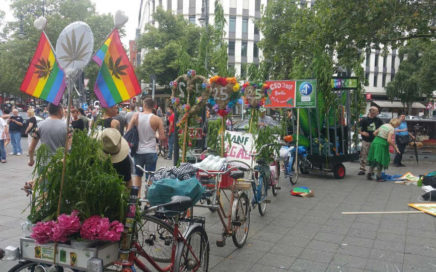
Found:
[72,119,85,130]
[359,117,383,142]
[9,115,24,132]
[113,155,132,182]
[26,116,37,131]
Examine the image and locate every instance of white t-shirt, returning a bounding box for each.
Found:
[0,118,7,140]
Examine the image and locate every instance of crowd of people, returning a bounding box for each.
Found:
[358,107,415,182]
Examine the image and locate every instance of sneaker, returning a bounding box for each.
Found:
[366,173,373,180]
[358,170,365,175]
[1,160,6,163]
[16,153,22,156]
[399,163,406,167]
[9,152,14,155]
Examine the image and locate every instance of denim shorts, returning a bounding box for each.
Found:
[134,153,158,177]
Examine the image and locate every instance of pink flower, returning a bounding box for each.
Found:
[57,210,81,236]
[31,221,57,244]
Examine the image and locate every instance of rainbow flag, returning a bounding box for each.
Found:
[20,32,66,105]
[93,29,141,108]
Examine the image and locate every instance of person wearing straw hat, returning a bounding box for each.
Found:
[100,128,132,186]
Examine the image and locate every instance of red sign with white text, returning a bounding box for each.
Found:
[264,81,296,108]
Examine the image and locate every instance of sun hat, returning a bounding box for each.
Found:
[101,128,130,163]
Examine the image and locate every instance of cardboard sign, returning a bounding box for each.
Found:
[264,81,296,108]
[224,131,255,167]
[409,203,436,216]
[295,80,317,108]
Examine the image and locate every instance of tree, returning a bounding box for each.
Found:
[0,0,115,102]
[137,8,201,85]
[386,40,436,113]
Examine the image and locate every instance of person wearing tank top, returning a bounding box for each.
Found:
[127,98,165,195]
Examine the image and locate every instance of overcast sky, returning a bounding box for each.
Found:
[1,0,141,46]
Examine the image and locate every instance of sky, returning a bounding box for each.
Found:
[1,0,141,46]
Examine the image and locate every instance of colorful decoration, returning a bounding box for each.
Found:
[241,82,269,108]
[93,29,141,108]
[208,76,241,117]
[20,32,66,105]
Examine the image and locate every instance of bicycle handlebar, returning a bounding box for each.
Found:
[196,166,239,176]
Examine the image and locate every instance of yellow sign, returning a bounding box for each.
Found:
[408,203,436,216]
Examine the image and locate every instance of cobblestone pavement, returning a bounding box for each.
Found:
[0,138,435,271]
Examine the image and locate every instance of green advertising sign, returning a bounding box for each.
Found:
[295,80,317,108]
[331,77,358,89]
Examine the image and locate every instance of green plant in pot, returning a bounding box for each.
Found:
[28,130,128,224]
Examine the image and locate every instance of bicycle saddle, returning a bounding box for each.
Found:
[230,170,244,179]
[160,195,193,213]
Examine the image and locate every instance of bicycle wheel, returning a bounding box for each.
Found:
[174,226,209,272]
[257,175,267,216]
[8,261,57,272]
[272,163,280,196]
[136,214,175,263]
[231,192,250,248]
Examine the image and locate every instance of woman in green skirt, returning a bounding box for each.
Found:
[367,118,401,181]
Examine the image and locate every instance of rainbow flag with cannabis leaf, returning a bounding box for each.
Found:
[20,32,66,105]
[93,29,141,108]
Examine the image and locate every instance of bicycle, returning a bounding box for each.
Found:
[229,143,277,216]
[195,165,250,248]
[283,145,311,185]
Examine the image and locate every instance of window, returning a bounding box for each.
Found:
[391,72,395,81]
[229,16,236,33]
[178,0,183,12]
[241,64,247,79]
[241,42,247,57]
[382,74,386,87]
[366,52,371,67]
[373,73,378,87]
[242,18,248,34]
[189,16,196,24]
[228,41,235,56]
[374,52,379,67]
[254,25,259,35]
[365,72,369,86]
[253,42,259,58]
[167,0,172,10]
[391,55,396,70]
[383,55,387,68]
[230,0,237,8]
[255,0,261,11]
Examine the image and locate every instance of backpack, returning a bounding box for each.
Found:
[124,126,139,156]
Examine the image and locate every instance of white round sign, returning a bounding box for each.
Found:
[55,22,94,75]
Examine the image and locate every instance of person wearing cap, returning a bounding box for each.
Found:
[358,106,383,176]
[100,128,132,185]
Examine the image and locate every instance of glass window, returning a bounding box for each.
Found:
[242,18,248,34]
[383,55,387,68]
[382,74,386,87]
[228,41,235,56]
[366,52,371,67]
[167,0,172,10]
[253,42,259,58]
[373,73,378,87]
[241,64,247,79]
[365,72,369,86]
[241,42,247,57]
[189,16,196,24]
[255,0,261,11]
[254,25,259,35]
[229,16,236,33]
[391,55,396,69]
[178,0,183,11]
[374,53,379,67]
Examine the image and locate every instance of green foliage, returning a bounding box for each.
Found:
[207,118,222,153]
[386,40,436,113]
[29,130,128,223]
[0,0,114,98]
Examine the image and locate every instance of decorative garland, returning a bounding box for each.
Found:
[241,81,270,109]
[208,76,241,117]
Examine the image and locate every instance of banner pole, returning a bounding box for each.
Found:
[295,108,300,180]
